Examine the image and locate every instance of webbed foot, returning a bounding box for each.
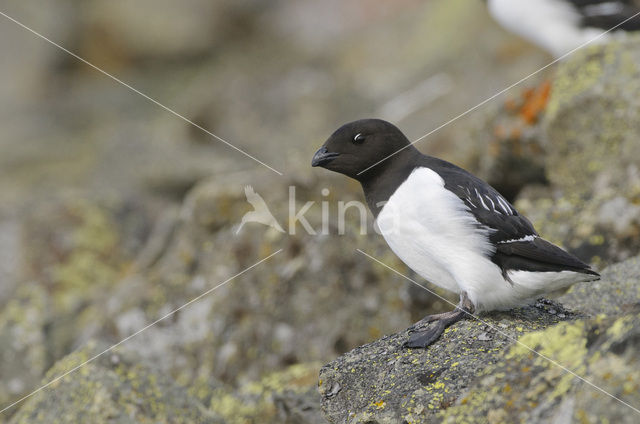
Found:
[404,291,475,349]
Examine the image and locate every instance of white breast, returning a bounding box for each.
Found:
[375,167,597,311]
[376,167,504,310]
[487,0,610,58]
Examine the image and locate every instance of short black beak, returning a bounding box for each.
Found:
[311,146,340,167]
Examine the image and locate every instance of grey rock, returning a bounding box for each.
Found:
[544,36,640,197]
[468,83,550,201]
[113,175,419,386]
[559,254,640,316]
[319,254,640,423]
[516,35,640,266]
[2,1,631,423]
[0,284,48,412]
[0,197,148,412]
[274,389,327,424]
[7,342,222,424]
[0,215,21,303]
[319,301,576,423]
[207,362,324,424]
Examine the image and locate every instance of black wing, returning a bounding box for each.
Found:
[426,158,598,276]
[495,236,599,276]
[429,159,537,245]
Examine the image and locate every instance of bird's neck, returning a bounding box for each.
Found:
[359,151,421,218]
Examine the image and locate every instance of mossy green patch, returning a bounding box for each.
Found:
[0,284,49,409]
[51,200,122,311]
[209,362,321,424]
[440,312,640,423]
[507,321,587,367]
[9,343,216,424]
[546,44,608,120]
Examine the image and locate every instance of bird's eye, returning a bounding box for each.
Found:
[353,133,365,143]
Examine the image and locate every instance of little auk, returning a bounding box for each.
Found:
[312,119,599,348]
[486,0,640,58]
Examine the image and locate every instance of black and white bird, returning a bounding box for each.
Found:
[312,119,599,348]
[487,0,640,58]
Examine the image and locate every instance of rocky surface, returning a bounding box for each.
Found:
[468,83,549,202]
[516,35,640,267]
[319,255,640,423]
[8,341,328,424]
[4,1,532,420]
[8,342,223,424]
[1,1,639,423]
[7,338,326,424]
[0,178,422,423]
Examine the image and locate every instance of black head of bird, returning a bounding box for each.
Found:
[311,119,416,181]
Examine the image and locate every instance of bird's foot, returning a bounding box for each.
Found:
[404,310,465,348]
[405,319,448,348]
[407,310,456,332]
[404,292,475,349]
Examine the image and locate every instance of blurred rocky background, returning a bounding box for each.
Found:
[1,0,638,423]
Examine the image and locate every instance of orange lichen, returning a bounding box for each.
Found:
[519,80,551,124]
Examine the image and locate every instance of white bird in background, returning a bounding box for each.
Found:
[487,0,640,58]
[236,185,285,234]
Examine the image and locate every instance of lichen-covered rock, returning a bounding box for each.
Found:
[468,83,550,201]
[0,197,147,413]
[0,215,21,304]
[559,253,640,316]
[0,178,436,423]
[515,35,640,266]
[207,362,324,424]
[319,301,576,423]
[319,254,640,423]
[7,342,222,424]
[106,174,437,389]
[544,37,640,196]
[0,285,48,411]
[0,1,599,423]
[440,313,640,424]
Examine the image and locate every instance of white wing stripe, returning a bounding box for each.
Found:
[466,198,477,208]
[497,234,537,244]
[485,195,495,209]
[496,196,513,215]
[475,189,490,210]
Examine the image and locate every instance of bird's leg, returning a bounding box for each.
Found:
[404,291,475,349]
[408,292,475,330]
[407,310,456,331]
